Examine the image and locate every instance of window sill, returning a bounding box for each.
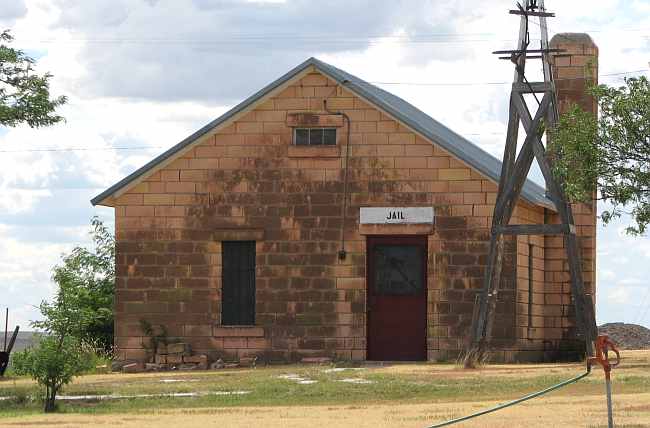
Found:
[213,326,264,337]
[288,145,340,158]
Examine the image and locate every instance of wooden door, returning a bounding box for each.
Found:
[367,235,427,361]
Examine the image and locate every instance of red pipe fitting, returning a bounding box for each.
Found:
[588,334,620,380]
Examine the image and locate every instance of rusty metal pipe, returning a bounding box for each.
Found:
[605,376,613,428]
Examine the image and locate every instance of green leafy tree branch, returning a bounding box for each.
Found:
[551,75,650,234]
[32,217,116,351]
[0,30,67,128]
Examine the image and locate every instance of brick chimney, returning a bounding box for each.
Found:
[550,33,599,114]
[548,33,598,331]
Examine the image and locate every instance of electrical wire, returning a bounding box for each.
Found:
[0,146,165,153]
[369,69,647,87]
[0,134,507,154]
[1,68,644,155]
[3,186,103,190]
[24,36,533,46]
[0,61,644,158]
[20,26,650,45]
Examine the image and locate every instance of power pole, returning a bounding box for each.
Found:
[466,0,598,365]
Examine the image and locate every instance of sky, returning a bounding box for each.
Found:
[0,0,649,331]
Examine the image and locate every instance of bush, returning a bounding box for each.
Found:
[33,218,115,352]
[12,335,93,412]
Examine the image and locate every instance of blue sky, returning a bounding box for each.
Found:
[1,0,649,330]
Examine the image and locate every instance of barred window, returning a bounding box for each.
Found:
[221,241,256,325]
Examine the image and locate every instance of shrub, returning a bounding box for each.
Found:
[12,335,93,412]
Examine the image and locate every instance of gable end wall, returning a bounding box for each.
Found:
[112,68,592,363]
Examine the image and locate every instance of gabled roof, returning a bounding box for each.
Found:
[92,57,554,210]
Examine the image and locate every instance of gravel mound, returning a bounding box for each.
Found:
[598,323,650,349]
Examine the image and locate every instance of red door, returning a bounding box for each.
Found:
[367,235,427,361]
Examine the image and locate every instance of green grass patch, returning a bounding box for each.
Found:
[1,360,649,417]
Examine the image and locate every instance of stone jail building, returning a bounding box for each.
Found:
[93,34,598,363]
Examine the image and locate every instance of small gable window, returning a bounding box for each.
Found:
[294,128,337,146]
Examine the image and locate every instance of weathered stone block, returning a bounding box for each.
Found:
[166,342,191,355]
[122,362,145,373]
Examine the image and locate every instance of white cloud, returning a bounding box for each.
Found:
[31,0,483,104]
[0,223,88,328]
[0,189,52,214]
[0,0,27,23]
[631,0,650,13]
[598,268,615,281]
[607,287,631,304]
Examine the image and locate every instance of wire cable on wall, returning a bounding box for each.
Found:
[324,97,352,261]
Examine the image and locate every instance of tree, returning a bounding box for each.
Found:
[551,76,650,234]
[12,336,93,412]
[0,30,66,128]
[33,217,115,351]
[11,218,114,412]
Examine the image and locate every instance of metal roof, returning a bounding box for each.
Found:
[92,57,554,210]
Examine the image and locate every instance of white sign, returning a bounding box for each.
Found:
[359,207,434,224]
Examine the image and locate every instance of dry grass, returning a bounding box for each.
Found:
[1,350,649,427]
[2,393,649,428]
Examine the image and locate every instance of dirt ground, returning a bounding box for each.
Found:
[2,350,649,427]
[2,392,649,428]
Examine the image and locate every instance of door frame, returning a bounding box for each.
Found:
[366,234,428,361]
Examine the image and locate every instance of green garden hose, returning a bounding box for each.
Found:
[427,366,592,427]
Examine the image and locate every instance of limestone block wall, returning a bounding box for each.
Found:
[111,64,584,363]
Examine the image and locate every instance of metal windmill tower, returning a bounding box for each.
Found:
[467,0,598,362]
